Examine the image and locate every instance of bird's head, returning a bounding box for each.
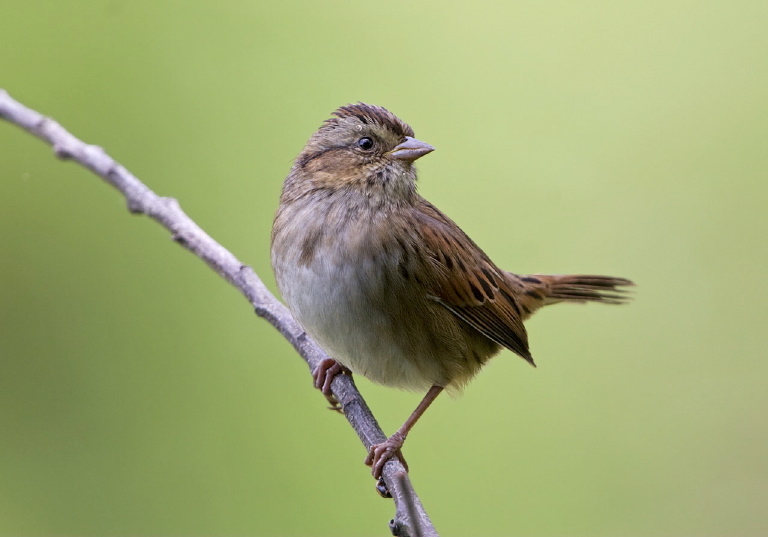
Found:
[291,103,434,201]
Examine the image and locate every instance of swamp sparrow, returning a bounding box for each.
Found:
[271,103,633,478]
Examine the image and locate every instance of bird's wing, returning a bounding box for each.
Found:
[412,200,533,364]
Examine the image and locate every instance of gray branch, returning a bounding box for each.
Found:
[0,89,438,537]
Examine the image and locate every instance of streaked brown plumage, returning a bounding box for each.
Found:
[271,103,633,478]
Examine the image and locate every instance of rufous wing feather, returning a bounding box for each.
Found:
[413,200,534,365]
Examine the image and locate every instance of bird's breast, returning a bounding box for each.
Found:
[271,193,493,391]
[273,196,431,389]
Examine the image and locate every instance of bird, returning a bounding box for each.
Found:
[271,103,633,478]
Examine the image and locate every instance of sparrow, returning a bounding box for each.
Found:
[271,103,633,478]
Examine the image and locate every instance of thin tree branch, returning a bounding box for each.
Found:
[0,89,438,537]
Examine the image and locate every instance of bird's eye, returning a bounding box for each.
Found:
[357,137,375,151]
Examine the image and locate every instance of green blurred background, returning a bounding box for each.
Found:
[2,1,766,535]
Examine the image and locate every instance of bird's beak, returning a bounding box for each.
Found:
[389,136,435,162]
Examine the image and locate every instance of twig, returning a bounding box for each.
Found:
[394,472,424,537]
[0,89,438,537]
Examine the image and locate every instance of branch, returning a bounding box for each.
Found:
[0,89,438,537]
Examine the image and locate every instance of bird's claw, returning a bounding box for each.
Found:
[365,434,409,479]
[312,358,351,412]
[375,476,392,498]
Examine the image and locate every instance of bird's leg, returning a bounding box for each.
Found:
[365,385,444,478]
[312,358,352,412]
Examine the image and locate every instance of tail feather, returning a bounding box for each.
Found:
[508,273,634,318]
[541,274,634,305]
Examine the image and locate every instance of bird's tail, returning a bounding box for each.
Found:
[538,274,634,305]
[510,273,634,318]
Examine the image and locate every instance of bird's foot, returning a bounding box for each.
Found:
[312,358,351,412]
[365,432,409,479]
[375,476,393,498]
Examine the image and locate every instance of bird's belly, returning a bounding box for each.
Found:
[276,254,475,391]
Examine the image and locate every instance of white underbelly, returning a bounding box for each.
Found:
[276,253,438,391]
